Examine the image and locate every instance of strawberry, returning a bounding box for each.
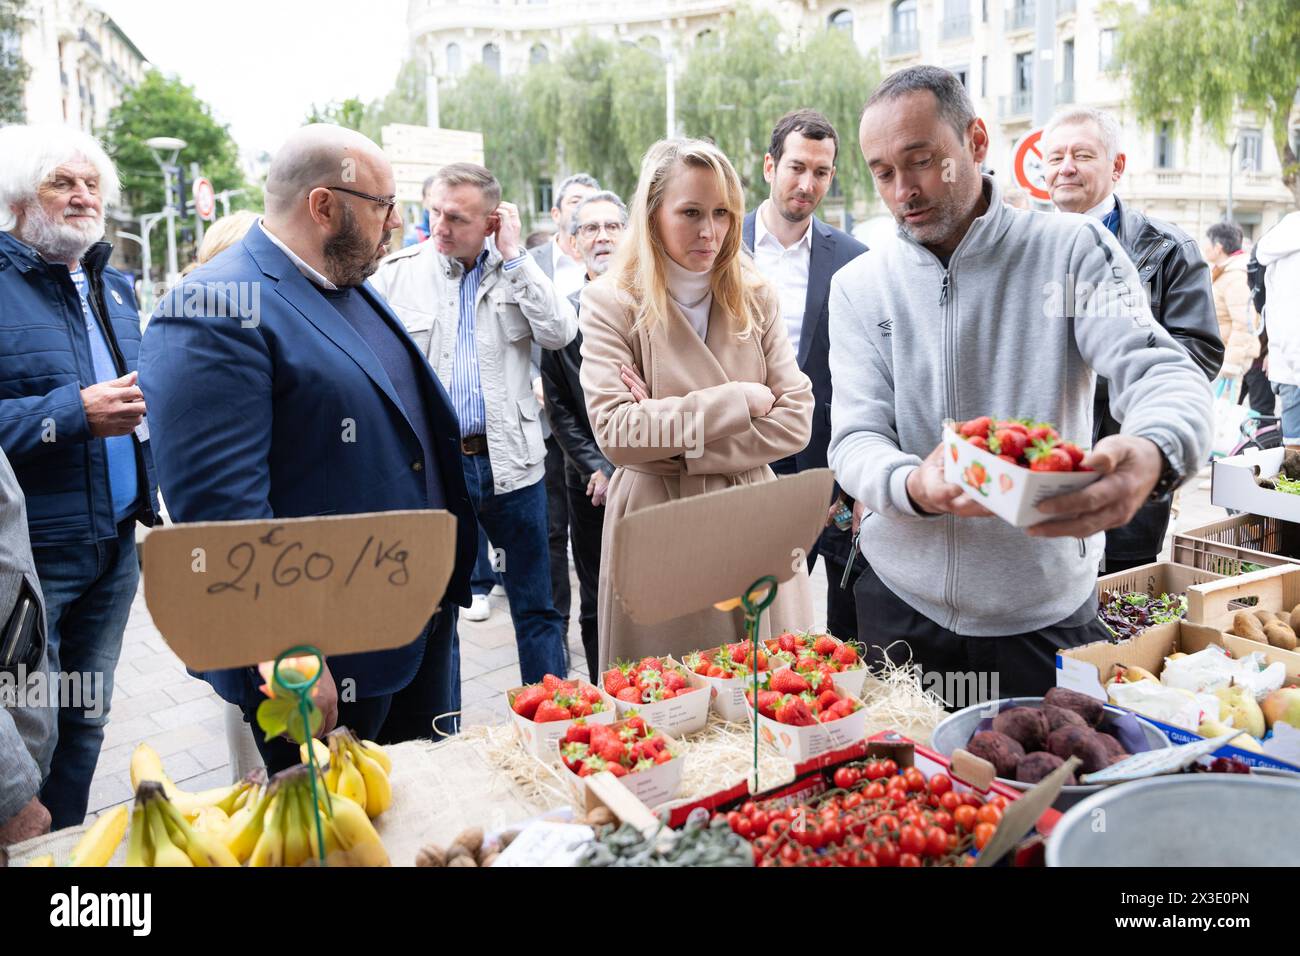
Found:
[534,699,572,722]
[624,715,647,736]
[1029,447,1073,472]
[557,680,578,697]
[577,754,607,776]
[511,685,550,719]
[542,674,564,692]
[995,420,1029,434]
[593,734,625,763]
[775,696,816,726]
[753,689,781,718]
[817,688,841,711]
[994,428,1027,461]
[570,698,594,718]
[728,643,748,664]
[603,668,630,696]
[968,435,990,452]
[707,664,725,678]
[770,667,810,695]
[637,656,664,673]
[563,722,591,744]
[1026,424,1058,443]
[663,670,687,692]
[832,643,859,668]
[580,685,601,704]
[654,750,673,764]
[1058,441,1085,467]
[607,762,629,777]
[813,634,839,658]
[683,652,709,675]
[796,655,820,672]
[959,416,992,439]
[818,709,838,723]
[778,632,798,653]
[616,686,641,703]
[560,740,589,765]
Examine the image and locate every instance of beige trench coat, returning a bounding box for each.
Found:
[578,275,815,670]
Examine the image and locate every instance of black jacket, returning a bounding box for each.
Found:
[541,289,613,487]
[1095,196,1223,443]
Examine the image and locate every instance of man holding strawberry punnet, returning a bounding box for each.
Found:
[827,66,1213,701]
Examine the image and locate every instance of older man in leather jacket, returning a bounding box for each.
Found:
[1043,107,1223,573]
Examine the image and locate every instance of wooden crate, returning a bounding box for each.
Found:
[1096,561,1224,602]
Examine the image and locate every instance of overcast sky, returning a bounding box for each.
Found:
[97,0,410,160]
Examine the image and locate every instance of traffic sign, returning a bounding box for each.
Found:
[193,177,216,221]
[1013,129,1050,202]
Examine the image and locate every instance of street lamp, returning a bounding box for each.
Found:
[145,135,188,286]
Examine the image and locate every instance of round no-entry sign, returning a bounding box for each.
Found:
[1013,129,1050,202]
[193,177,216,221]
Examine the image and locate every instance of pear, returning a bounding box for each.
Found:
[1261,687,1300,730]
[1198,718,1265,753]
[1213,681,1266,739]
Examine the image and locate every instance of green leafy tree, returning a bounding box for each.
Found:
[1108,0,1300,203]
[102,71,255,266]
[608,42,668,198]
[360,57,431,143]
[0,0,30,124]
[305,96,366,131]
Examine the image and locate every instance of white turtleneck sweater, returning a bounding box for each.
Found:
[665,256,713,339]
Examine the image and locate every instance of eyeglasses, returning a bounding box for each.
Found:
[577,221,625,238]
[327,185,397,219]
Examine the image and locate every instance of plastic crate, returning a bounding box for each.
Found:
[1170,514,1300,575]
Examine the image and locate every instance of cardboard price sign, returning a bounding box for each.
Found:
[610,468,834,625]
[142,511,457,670]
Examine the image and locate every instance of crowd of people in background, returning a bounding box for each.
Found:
[2,63,1298,845]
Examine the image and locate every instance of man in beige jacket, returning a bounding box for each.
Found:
[371,163,578,684]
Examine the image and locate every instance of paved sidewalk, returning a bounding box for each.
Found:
[84,478,1224,821]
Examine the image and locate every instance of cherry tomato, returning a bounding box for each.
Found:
[864,760,886,781]
[881,759,898,777]
[953,805,978,831]
[751,810,769,832]
[903,768,926,793]
[924,826,949,858]
[899,852,922,867]
[833,766,860,790]
[726,811,742,833]
[844,793,863,810]
[933,811,955,834]
[864,782,886,800]
[822,820,844,846]
[939,791,961,812]
[988,795,1010,812]
[928,773,953,796]
[899,824,926,856]
[974,822,996,850]
[859,850,878,867]
[961,792,984,808]
[767,818,789,839]
[976,804,1003,825]
[741,801,757,816]
[781,843,800,863]
[736,816,754,838]
[874,840,899,867]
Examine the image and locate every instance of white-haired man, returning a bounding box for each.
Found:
[1042,106,1222,573]
[0,124,159,829]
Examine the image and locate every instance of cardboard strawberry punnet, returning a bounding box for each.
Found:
[942,417,1101,527]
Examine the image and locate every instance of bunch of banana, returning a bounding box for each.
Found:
[65,804,130,866]
[299,727,393,820]
[129,742,264,820]
[126,781,240,867]
[238,765,389,867]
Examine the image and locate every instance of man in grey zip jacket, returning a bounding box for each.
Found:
[829,67,1213,699]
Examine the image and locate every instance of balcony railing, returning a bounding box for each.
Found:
[885,30,920,57]
[999,90,1033,118]
[1006,2,1034,30]
[1056,80,1074,104]
[941,14,971,40]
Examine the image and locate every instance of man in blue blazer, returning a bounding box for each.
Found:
[742,110,868,641]
[139,125,477,771]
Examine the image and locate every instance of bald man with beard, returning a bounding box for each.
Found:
[139,124,478,772]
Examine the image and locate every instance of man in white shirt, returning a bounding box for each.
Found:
[532,173,600,298]
[742,110,867,639]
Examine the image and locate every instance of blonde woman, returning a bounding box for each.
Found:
[579,138,814,668]
[181,209,258,275]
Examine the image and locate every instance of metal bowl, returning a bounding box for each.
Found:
[929,696,1171,810]
[1047,774,1300,866]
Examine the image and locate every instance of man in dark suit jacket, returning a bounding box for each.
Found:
[743,110,868,640]
[526,174,600,654]
[140,125,477,772]
[540,190,626,678]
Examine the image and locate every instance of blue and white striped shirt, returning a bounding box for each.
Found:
[451,246,527,438]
